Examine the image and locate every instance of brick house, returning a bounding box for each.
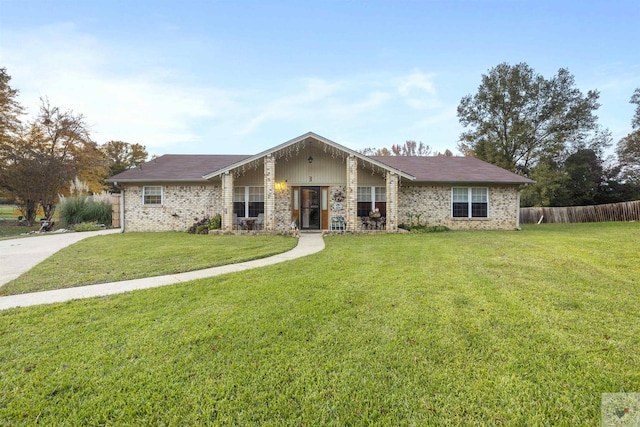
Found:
[107,132,533,232]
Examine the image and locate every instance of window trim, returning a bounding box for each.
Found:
[142,186,163,206]
[451,187,489,218]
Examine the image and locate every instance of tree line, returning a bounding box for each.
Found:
[359,63,639,208]
[456,62,640,207]
[3,62,639,220]
[0,67,148,225]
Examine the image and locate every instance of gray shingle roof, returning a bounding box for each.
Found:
[371,156,534,184]
[108,153,533,185]
[107,155,250,182]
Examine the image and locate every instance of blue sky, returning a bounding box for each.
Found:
[1,0,639,157]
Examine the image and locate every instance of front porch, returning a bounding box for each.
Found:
[204,133,410,233]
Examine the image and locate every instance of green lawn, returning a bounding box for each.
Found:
[0,233,298,295]
[0,204,59,238]
[1,223,639,425]
[0,205,18,219]
[0,221,40,238]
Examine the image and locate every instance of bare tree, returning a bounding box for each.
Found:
[391,140,432,156]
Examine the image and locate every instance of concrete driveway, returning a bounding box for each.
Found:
[0,229,121,286]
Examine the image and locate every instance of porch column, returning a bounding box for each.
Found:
[264,155,276,231]
[386,172,399,232]
[222,172,234,231]
[346,155,358,230]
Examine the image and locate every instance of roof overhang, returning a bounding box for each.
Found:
[202,132,416,181]
[105,178,214,183]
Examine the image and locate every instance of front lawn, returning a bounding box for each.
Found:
[1,223,639,424]
[0,221,40,238]
[0,205,18,219]
[0,233,297,295]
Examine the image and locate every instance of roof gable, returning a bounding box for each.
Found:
[202,132,415,180]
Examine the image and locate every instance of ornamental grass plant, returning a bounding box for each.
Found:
[57,193,112,227]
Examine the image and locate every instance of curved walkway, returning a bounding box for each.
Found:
[0,232,325,311]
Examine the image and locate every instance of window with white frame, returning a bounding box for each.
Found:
[452,187,488,218]
[357,186,386,217]
[233,186,264,217]
[143,186,162,205]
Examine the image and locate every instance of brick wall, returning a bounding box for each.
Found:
[123,184,222,232]
[274,186,292,232]
[264,155,276,231]
[222,174,234,230]
[346,156,358,230]
[398,184,520,230]
[122,182,520,232]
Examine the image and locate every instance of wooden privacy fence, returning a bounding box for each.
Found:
[520,200,640,224]
[110,194,121,228]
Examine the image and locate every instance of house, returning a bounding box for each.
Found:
[107,132,533,232]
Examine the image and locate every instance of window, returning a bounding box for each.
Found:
[452,187,488,218]
[248,187,264,217]
[143,186,162,205]
[357,186,387,217]
[233,186,264,217]
[357,187,371,217]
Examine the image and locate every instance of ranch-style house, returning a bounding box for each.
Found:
[108,132,533,232]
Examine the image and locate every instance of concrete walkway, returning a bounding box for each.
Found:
[0,228,122,286]
[0,232,325,310]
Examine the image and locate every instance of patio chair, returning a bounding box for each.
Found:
[233,213,242,230]
[360,217,370,230]
[331,216,345,231]
[39,219,55,232]
[256,213,264,230]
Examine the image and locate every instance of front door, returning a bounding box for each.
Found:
[300,187,320,230]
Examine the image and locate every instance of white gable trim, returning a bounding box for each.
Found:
[202,132,415,181]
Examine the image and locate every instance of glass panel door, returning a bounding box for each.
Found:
[301,187,320,229]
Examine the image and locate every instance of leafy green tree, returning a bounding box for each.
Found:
[102,140,148,176]
[0,67,23,145]
[457,62,602,174]
[562,149,605,206]
[615,88,640,188]
[520,156,569,207]
[0,68,25,201]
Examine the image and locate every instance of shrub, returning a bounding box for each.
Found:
[411,225,450,233]
[58,196,87,225]
[188,215,222,234]
[208,214,221,230]
[398,224,450,233]
[73,222,103,232]
[58,195,112,227]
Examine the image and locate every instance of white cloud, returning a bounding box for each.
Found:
[1,23,238,149]
[237,78,342,135]
[396,68,441,110]
[1,22,451,154]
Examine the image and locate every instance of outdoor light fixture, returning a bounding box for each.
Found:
[308,156,313,163]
